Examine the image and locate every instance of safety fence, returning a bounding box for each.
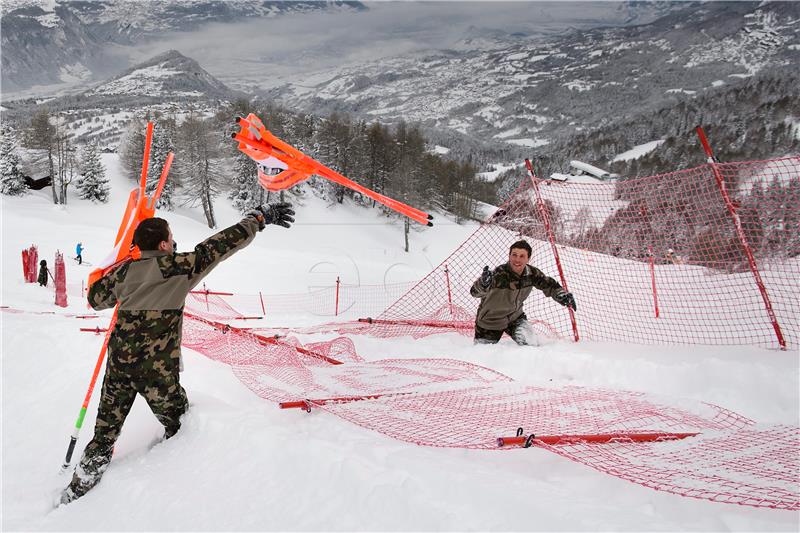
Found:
[377,157,800,349]
[185,281,416,321]
[180,310,799,510]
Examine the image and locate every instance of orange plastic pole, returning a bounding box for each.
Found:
[62,308,118,468]
[148,152,174,211]
[139,122,154,193]
[232,117,434,226]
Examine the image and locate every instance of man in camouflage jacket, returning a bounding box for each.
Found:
[470,239,576,345]
[61,202,294,505]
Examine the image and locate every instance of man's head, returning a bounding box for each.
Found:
[133,217,173,253]
[508,239,532,274]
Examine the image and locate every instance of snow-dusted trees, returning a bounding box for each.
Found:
[77,142,109,203]
[24,108,77,204]
[119,115,178,209]
[229,150,262,214]
[26,108,57,203]
[0,125,27,196]
[119,115,146,183]
[176,114,224,228]
[149,118,177,210]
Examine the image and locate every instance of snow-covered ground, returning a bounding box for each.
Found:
[2,155,798,531]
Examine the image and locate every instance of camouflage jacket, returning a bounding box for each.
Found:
[88,217,260,373]
[470,262,562,331]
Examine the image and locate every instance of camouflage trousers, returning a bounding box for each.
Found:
[474,314,540,346]
[64,352,188,502]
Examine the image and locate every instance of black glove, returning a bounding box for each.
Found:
[247,202,295,230]
[553,288,576,311]
[480,266,493,289]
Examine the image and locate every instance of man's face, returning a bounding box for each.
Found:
[508,247,529,274]
[159,227,174,254]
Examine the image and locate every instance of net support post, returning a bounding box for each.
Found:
[524,158,580,342]
[695,127,786,350]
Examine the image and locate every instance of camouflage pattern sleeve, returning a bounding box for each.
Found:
[522,266,562,298]
[186,216,260,288]
[88,263,130,311]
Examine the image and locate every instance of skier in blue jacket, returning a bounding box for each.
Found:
[76,242,83,265]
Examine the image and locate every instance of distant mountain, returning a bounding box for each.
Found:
[263,1,800,148]
[86,49,239,101]
[0,50,244,148]
[0,0,365,92]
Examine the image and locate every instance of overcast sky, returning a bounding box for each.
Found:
[125,1,637,90]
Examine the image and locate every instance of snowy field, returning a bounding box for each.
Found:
[2,155,799,531]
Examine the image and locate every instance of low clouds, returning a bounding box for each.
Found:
[126,2,631,90]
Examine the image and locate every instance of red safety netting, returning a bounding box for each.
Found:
[374,157,800,349]
[200,282,416,320]
[181,314,799,510]
[22,245,38,283]
[185,292,246,321]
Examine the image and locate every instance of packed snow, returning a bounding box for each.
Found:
[612,140,666,162]
[1,154,798,531]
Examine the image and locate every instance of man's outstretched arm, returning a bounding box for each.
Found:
[187,202,295,288]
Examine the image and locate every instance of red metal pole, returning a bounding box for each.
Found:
[335,276,340,316]
[649,247,659,319]
[189,289,235,296]
[695,127,786,350]
[444,264,453,317]
[279,392,410,410]
[184,312,344,365]
[497,431,699,447]
[524,159,579,341]
[259,291,266,316]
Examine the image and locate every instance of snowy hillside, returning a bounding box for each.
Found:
[261,1,800,145]
[2,155,799,530]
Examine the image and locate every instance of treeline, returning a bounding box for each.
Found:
[114,99,485,231]
[533,69,800,180]
[0,108,110,204]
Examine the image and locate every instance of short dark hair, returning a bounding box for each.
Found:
[509,239,532,257]
[133,217,170,251]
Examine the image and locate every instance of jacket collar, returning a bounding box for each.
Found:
[139,250,170,259]
[503,262,529,279]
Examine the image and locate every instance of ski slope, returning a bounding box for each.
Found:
[1,155,798,531]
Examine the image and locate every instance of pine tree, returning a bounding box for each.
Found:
[229,150,262,214]
[0,125,27,196]
[148,119,177,210]
[76,142,109,203]
[119,116,146,183]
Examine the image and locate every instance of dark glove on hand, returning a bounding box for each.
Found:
[553,288,576,311]
[248,202,295,230]
[480,266,494,289]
